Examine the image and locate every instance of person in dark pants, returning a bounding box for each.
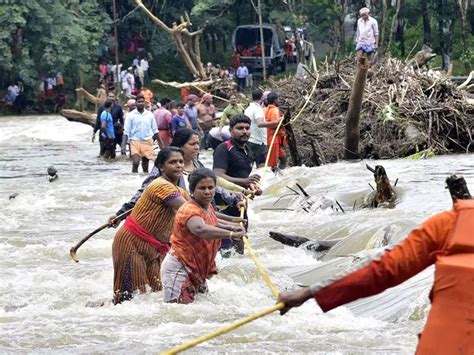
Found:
[213,114,262,255]
[93,92,124,156]
[100,100,116,159]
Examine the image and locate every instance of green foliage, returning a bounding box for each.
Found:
[0,0,110,88]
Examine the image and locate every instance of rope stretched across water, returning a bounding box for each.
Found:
[162,74,320,353]
[161,303,285,355]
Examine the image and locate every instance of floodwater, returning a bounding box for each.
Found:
[1,115,472,354]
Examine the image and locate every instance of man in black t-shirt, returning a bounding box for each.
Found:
[213,114,261,188]
[213,114,262,255]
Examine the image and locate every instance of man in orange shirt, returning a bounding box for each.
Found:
[140,87,154,104]
[263,92,287,171]
[278,175,473,355]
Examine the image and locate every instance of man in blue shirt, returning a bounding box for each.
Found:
[100,100,116,159]
[121,95,161,173]
[93,92,124,156]
[184,94,201,134]
[171,102,191,137]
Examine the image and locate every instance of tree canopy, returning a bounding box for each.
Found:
[0,0,110,87]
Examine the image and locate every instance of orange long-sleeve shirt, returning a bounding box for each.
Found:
[313,209,456,311]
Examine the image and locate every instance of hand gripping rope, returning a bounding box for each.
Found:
[162,75,319,354]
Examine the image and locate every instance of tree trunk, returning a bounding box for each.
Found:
[135,0,207,79]
[458,0,469,54]
[397,17,405,57]
[421,0,431,45]
[283,111,302,166]
[437,0,454,72]
[333,0,345,61]
[388,0,402,51]
[380,0,388,52]
[344,57,369,160]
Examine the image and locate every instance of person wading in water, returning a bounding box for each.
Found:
[161,168,246,303]
[111,147,188,304]
[278,175,474,354]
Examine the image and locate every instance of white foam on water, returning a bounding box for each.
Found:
[1,116,473,353]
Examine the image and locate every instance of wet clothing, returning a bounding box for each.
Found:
[310,199,474,354]
[184,104,199,131]
[124,109,158,142]
[94,103,124,147]
[100,111,115,140]
[112,178,188,303]
[213,140,254,181]
[162,202,220,303]
[264,104,286,168]
[115,162,242,217]
[171,114,189,133]
[130,140,154,160]
[153,108,172,147]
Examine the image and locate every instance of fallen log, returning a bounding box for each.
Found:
[60,109,95,127]
[268,231,340,253]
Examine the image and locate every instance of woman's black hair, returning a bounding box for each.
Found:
[154,146,184,169]
[170,128,199,148]
[188,168,216,193]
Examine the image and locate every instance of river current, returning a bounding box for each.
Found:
[1,115,472,354]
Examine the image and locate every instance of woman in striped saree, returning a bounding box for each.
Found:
[112,147,189,304]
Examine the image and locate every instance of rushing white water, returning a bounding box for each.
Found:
[0,115,472,353]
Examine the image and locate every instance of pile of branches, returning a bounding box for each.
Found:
[274,57,474,166]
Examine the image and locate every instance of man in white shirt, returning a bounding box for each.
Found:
[121,95,161,173]
[355,7,379,61]
[245,89,268,167]
[140,57,149,84]
[4,83,19,103]
[235,63,249,91]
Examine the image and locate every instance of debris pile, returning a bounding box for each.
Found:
[274,57,474,166]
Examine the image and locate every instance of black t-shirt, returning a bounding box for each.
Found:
[213,140,253,179]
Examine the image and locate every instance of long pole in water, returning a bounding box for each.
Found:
[161,303,285,355]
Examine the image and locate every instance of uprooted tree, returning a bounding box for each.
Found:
[135,0,207,80]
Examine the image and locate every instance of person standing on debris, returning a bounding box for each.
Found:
[278,176,474,355]
[235,63,249,91]
[121,95,161,173]
[355,7,379,61]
